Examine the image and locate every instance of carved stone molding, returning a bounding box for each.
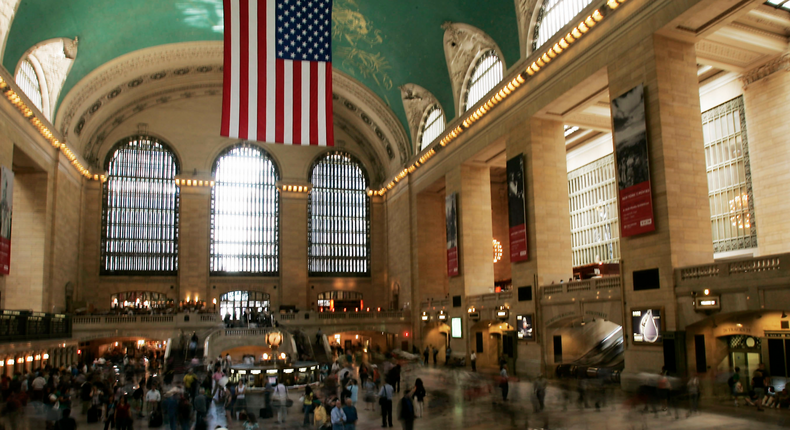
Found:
[56,42,224,138]
[399,84,442,151]
[695,40,766,68]
[515,0,540,57]
[441,22,504,117]
[741,53,790,88]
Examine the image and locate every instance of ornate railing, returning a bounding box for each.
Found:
[676,254,787,290]
[541,276,621,297]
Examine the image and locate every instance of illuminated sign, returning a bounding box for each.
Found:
[632,309,662,343]
[516,314,534,340]
[451,317,463,338]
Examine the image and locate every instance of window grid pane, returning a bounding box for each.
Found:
[533,0,594,51]
[15,59,43,111]
[101,136,179,274]
[211,144,279,275]
[463,51,503,112]
[308,152,370,276]
[567,154,620,266]
[419,107,444,151]
[701,96,757,253]
[220,290,271,320]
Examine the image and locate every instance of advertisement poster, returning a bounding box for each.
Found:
[446,193,459,277]
[632,309,661,343]
[507,155,528,262]
[611,84,655,237]
[516,314,534,340]
[451,317,463,338]
[0,167,12,275]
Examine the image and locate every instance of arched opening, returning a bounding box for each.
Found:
[220,290,271,323]
[317,291,362,312]
[111,291,170,310]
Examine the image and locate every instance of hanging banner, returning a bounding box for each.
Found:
[446,193,459,277]
[507,155,528,262]
[0,167,13,275]
[611,84,655,237]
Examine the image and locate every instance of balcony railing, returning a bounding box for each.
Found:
[72,313,220,330]
[676,254,787,290]
[541,276,621,298]
[0,311,71,343]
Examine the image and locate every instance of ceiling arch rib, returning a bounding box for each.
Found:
[399,83,443,152]
[57,42,408,182]
[16,37,78,121]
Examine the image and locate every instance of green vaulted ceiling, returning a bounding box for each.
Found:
[5,0,520,141]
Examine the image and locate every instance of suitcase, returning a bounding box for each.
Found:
[149,410,163,428]
[259,406,273,419]
[87,406,101,423]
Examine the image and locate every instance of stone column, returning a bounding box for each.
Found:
[280,192,308,309]
[177,186,211,304]
[607,34,713,374]
[742,63,790,256]
[444,165,495,356]
[505,117,573,376]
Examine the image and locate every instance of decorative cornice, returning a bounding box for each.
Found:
[741,53,790,88]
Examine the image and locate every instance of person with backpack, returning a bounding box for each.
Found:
[398,387,415,430]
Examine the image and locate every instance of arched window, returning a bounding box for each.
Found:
[419,106,444,151]
[220,290,271,321]
[15,59,43,111]
[533,0,594,51]
[111,291,169,310]
[211,144,279,274]
[462,50,503,113]
[308,151,370,276]
[317,291,363,311]
[102,136,179,274]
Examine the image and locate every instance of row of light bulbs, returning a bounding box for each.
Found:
[1,353,51,366]
[374,0,628,197]
[0,76,94,179]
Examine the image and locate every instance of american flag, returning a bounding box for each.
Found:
[221,0,334,146]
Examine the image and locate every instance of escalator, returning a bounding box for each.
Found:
[556,326,624,380]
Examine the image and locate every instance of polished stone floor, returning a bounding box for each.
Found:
[6,366,790,429]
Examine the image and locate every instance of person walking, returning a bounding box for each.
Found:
[364,378,377,410]
[379,380,395,428]
[331,399,346,430]
[145,383,161,417]
[54,408,78,430]
[398,387,416,430]
[314,400,330,430]
[303,385,316,427]
[194,388,208,424]
[422,347,429,366]
[178,395,193,430]
[114,396,133,430]
[534,373,547,412]
[235,380,247,420]
[342,397,358,430]
[687,373,700,416]
[752,370,766,411]
[470,352,477,372]
[274,379,289,423]
[163,393,178,430]
[432,346,438,366]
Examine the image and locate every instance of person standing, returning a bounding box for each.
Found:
[470,352,477,372]
[348,379,359,405]
[194,388,208,424]
[379,380,395,427]
[687,373,700,416]
[413,379,426,418]
[534,373,547,412]
[730,366,741,406]
[313,400,330,430]
[752,370,766,411]
[499,364,509,401]
[235,380,247,419]
[114,396,133,430]
[145,383,161,417]
[178,395,193,430]
[342,397,358,430]
[274,379,289,423]
[432,346,438,366]
[163,394,178,430]
[331,399,346,430]
[303,386,316,427]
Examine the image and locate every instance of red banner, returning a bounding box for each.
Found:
[619,181,655,237]
[447,247,459,277]
[509,224,528,262]
[446,193,459,277]
[0,167,12,275]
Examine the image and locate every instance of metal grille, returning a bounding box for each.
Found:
[462,51,503,113]
[211,144,279,275]
[568,154,620,266]
[15,59,43,111]
[533,0,594,52]
[308,151,370,276]
[101,136,179,275]
[419,106,444,151]
[701,96,757,253]
[729,335,761,349]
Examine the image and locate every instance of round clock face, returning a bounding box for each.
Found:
[746,337,755,348]
[269,333,281,345]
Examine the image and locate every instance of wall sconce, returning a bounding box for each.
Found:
[421,311,429,322]
[437,310,447,321]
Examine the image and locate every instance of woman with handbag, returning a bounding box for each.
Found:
[303,386,315,427]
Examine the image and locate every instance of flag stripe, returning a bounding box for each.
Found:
[238,0,249,139]
[301,62,310,145]
[310,61,318,145]
[221,0,233,137]
[228,0,241,138]
[275,59,284,143]
[246,0,258,140]
[256,0,267,140]
[325,62,334,146]
[317,62,326,146]
[265,0,276,142]
[283,60,293,145]
[292,61,302,145]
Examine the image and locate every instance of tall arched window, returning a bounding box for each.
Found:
[533,0,594,51]
[308,151,370,276]
[419,106,444,151]
[102,136,179,274]
[15,59,43,111]
[211,144,279,274]
[462,50,503,113]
